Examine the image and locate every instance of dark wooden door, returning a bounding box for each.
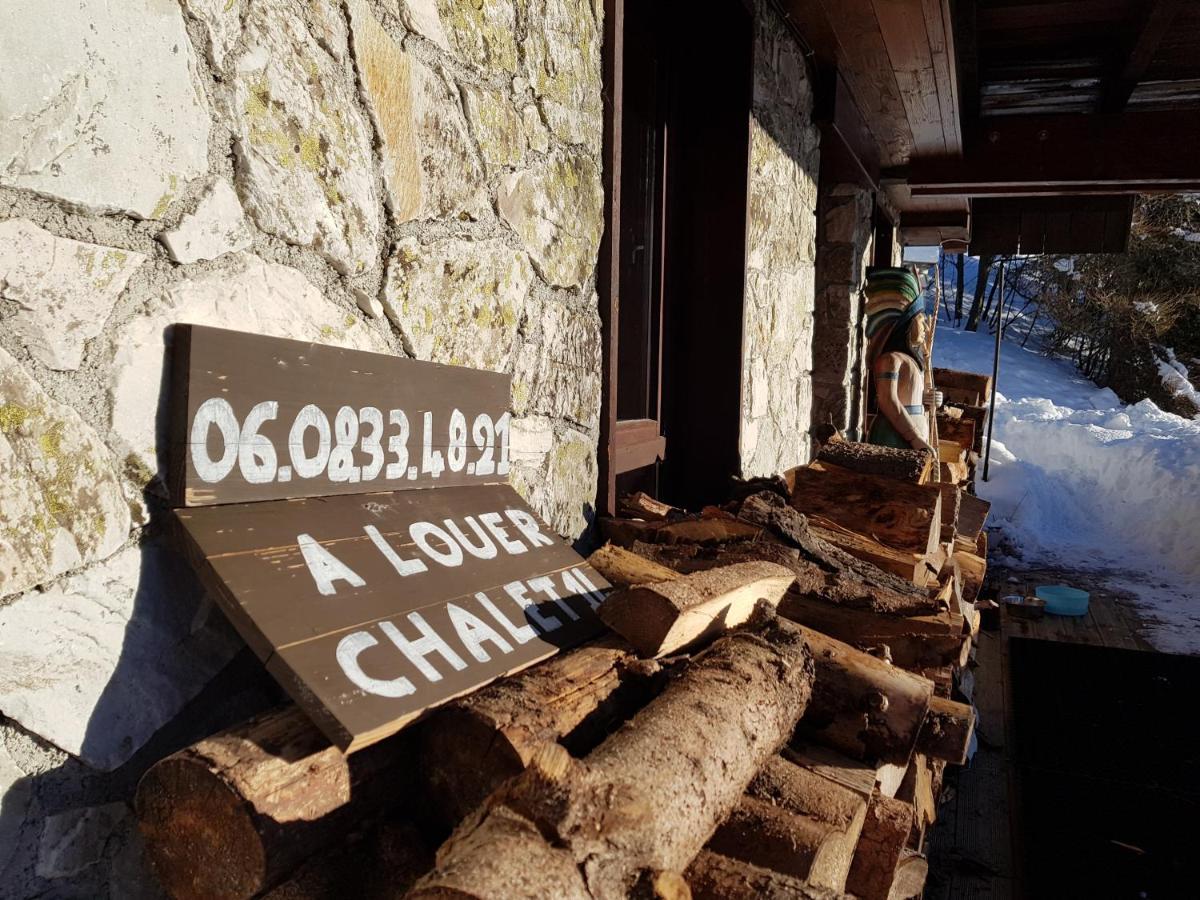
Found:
[604,0,753,512]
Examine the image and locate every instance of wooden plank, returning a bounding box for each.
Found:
[168,325,511,506]
[1104,0,1185,111]
[871,0,947,155]
[908,111,1200,196]
[818,0,916,168]
[923,0,962,155]
[175,483,608,751]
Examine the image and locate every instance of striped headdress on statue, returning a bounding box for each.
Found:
[864,266,926,374]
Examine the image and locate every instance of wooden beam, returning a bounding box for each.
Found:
[978,0,1129,32]
[1103,0,1184,112]
[816,70,882,189]
[954,0,980,123]
[906,111,1200,196]
[596,0,624,517]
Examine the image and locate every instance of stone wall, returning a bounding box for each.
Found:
[738,0,821,478]
[0,0,604,894]
[811,183,875,438]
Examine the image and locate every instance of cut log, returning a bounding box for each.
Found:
[136,706,414,900]
[896,753,936,833]
[600,516,666,546]
[937,440,966,464]
[714,755,868,891]
[790,462,943,559]
[706,798,854,891]
[957,493,991,541]
[888,851,929,900]
[938,483,961,534]
[779,593,966,670]
[932,367,991,407]
[937,413,976,455]
[815,440,933,484]
[685,850,840,900]
[587,543,682,588]
[598,561,796,658]
[735,491,941,614]
[410,610,816,900]
[845,794,916,900]
[939,460,969,485]
[261,819,433,900]
[617,492,681,521]
[793,625,934,763]
[954,550,986,604]
[949,403,987,454]
[418,635,661,827]
[809,517,931,586]
[656,517,765,545]
[916,695,975,765]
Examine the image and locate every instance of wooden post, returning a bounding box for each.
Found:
[983,256,1007,481]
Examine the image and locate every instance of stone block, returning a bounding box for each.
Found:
[0,219,146,371]
[349,1,487,223]
[159,178,255,264]
[0,0,210,218]
[510,425,596,539]
[382,236,533,371]
[0,543,240,771]
[499,151,604,289]
[523,0,603,152]
[36,803,129,879]
[462,84,526,173]
[0,348,130,599]
[512,296,602,428]
[231,0,381,273]
[402,0,521,75]
[109,253,388,480]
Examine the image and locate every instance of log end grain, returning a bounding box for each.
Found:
[136,756,268,900]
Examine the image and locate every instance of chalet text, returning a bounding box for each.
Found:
[298,506,604,699]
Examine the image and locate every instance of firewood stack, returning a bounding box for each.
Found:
[134,410,988,900]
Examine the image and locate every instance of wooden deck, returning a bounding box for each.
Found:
[925,566,1155,899]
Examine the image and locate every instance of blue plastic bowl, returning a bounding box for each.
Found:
[1036,584,1090,617]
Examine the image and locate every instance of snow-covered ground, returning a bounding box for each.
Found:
[935,326,1200,654]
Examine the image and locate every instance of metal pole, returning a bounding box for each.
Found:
[982,256,1007,482]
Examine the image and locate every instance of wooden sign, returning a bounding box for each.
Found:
[168,325,512,506]
[169,326,608,751]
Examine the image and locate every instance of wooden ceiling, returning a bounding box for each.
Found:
[780,0,1200,252]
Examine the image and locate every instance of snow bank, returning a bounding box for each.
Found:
[936,327,1200,653]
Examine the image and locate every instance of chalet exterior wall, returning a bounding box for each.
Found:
[0,1,604,894]
[811,183,875,438]
[738,0,822,478]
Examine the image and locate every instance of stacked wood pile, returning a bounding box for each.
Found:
[134,423,988,900]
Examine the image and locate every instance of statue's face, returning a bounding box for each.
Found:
[912,314,927,349]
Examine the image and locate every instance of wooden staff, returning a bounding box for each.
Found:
[923,263,943,482]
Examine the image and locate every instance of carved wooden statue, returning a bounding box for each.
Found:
[863,267,936,452]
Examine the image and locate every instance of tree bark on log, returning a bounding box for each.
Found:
[706,755,866,891]
[410,611,816,900]
[778,593,965,670]
[815,440,933,484]
[734,492,941,615]
[789,462,943,559]
[418,636,662,827]
[915,695,975,765]
[598,561,796,657]
[845,794,916,900]
[685,851,843,900]
[135,706,414,900]
[793,626,934,764]
[888,851,929,900]
[587,543,681,587]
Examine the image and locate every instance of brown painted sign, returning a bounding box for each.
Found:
[168,325,512,506]
[170,326,607,751]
